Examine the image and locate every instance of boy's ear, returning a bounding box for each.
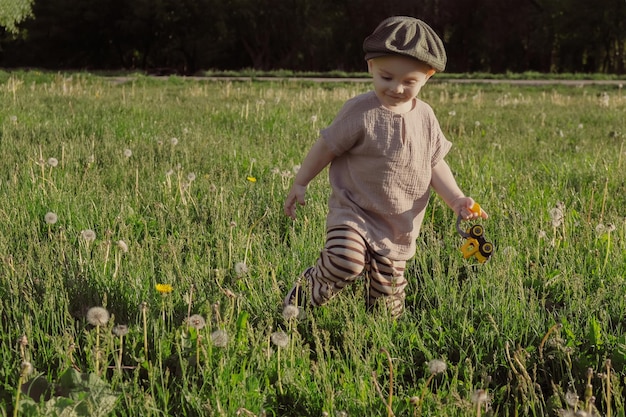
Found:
[367,59,374,74]
[426,68,436,79]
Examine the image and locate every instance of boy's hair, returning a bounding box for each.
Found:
[363,16,447,72]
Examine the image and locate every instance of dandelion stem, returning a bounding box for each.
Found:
[606,359,612,417]
[602,229,612,272]
[118,334,124,372]
[539,323,562,362]
[380,348,395,417]
[95,324,101,375]
[243,208,269,265]
[142,303,149,360]
[13,375,24,417]
[599,177,608,224]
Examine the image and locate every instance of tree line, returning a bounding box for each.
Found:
[1,0,625,74]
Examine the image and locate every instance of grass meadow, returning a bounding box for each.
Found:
[0,71,625,417]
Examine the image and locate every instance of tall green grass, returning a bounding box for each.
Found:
[0,71,625,416]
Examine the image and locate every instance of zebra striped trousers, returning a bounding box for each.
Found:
[303,226,408,318]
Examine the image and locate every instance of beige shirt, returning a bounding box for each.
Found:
[321,91,451,260]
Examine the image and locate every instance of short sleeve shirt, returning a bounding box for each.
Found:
[321,91,451,260]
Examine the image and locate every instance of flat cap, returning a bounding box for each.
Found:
[363,16,447,72]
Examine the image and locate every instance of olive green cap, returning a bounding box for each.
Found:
[363,16,447,72]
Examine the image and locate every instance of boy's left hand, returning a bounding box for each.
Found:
[453,197,489,220]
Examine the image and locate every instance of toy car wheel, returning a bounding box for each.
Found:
[470,225,484,238]
[479,241,493,257]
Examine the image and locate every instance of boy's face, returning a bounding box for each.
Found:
[368,55,435,112]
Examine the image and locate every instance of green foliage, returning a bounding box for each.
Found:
[0,0,33,33]
[0,72,625,416]
[19,369,118,417]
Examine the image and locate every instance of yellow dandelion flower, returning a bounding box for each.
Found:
[246,176,257,183]
[155,283,173,294]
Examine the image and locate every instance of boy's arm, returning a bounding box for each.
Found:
[430,159,488,219]
[284,138,336,219]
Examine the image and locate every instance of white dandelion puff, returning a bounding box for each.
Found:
[112,324,129,337]
[550,205,564,228]
[86,306,110,326]
[81,229,96,243]
[235,262,248,276]
[44,212,58,225]
[187,172,196,182]
[20,361,33,377]
[428,359,447,375]
[116,240,129,253]
[123,149,132,158]
[188,314,206,330]
[595,223,606,236]
[211,330,229,347]
[471,389,489,406]
[170,137,179,146]
[271,331,289,348]
[282,305,299,320]
[47,157,59,167]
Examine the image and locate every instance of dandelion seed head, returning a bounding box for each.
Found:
[116,240,129,253]
[409,396,419,406]
[282,304,299,320]
[9,115,17,123]
[47,157,59,167]
[271,167,280,175]
[18,334,28,347]
[428,359,447,375]
[538,230,547,239]
[448,110,456,116]
[112,324,129,337]
[20,361,33,377]
[211,329,229,348]
[80,229,96,243]
[607,223,616,232]
[471,389,489,406]
[502,246,517,258]
[86,306,110,326]
[474,120,481,127]
[170,137,179,146]
[44,212,58,225]
[123,148,132,158]
[187,172,196,182]
[595,223,606,235]
[235,262,248,276]
[310,115,318,123]
[140,301,148,312]
[188,314,206,330]
[550,205,564,228]
[271,331,289,348]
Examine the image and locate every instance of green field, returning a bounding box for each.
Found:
[1,71,625,416]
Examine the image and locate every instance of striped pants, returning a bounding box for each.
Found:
[304,226,408,318]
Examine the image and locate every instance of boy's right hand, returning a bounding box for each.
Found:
[284,184,307,219]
